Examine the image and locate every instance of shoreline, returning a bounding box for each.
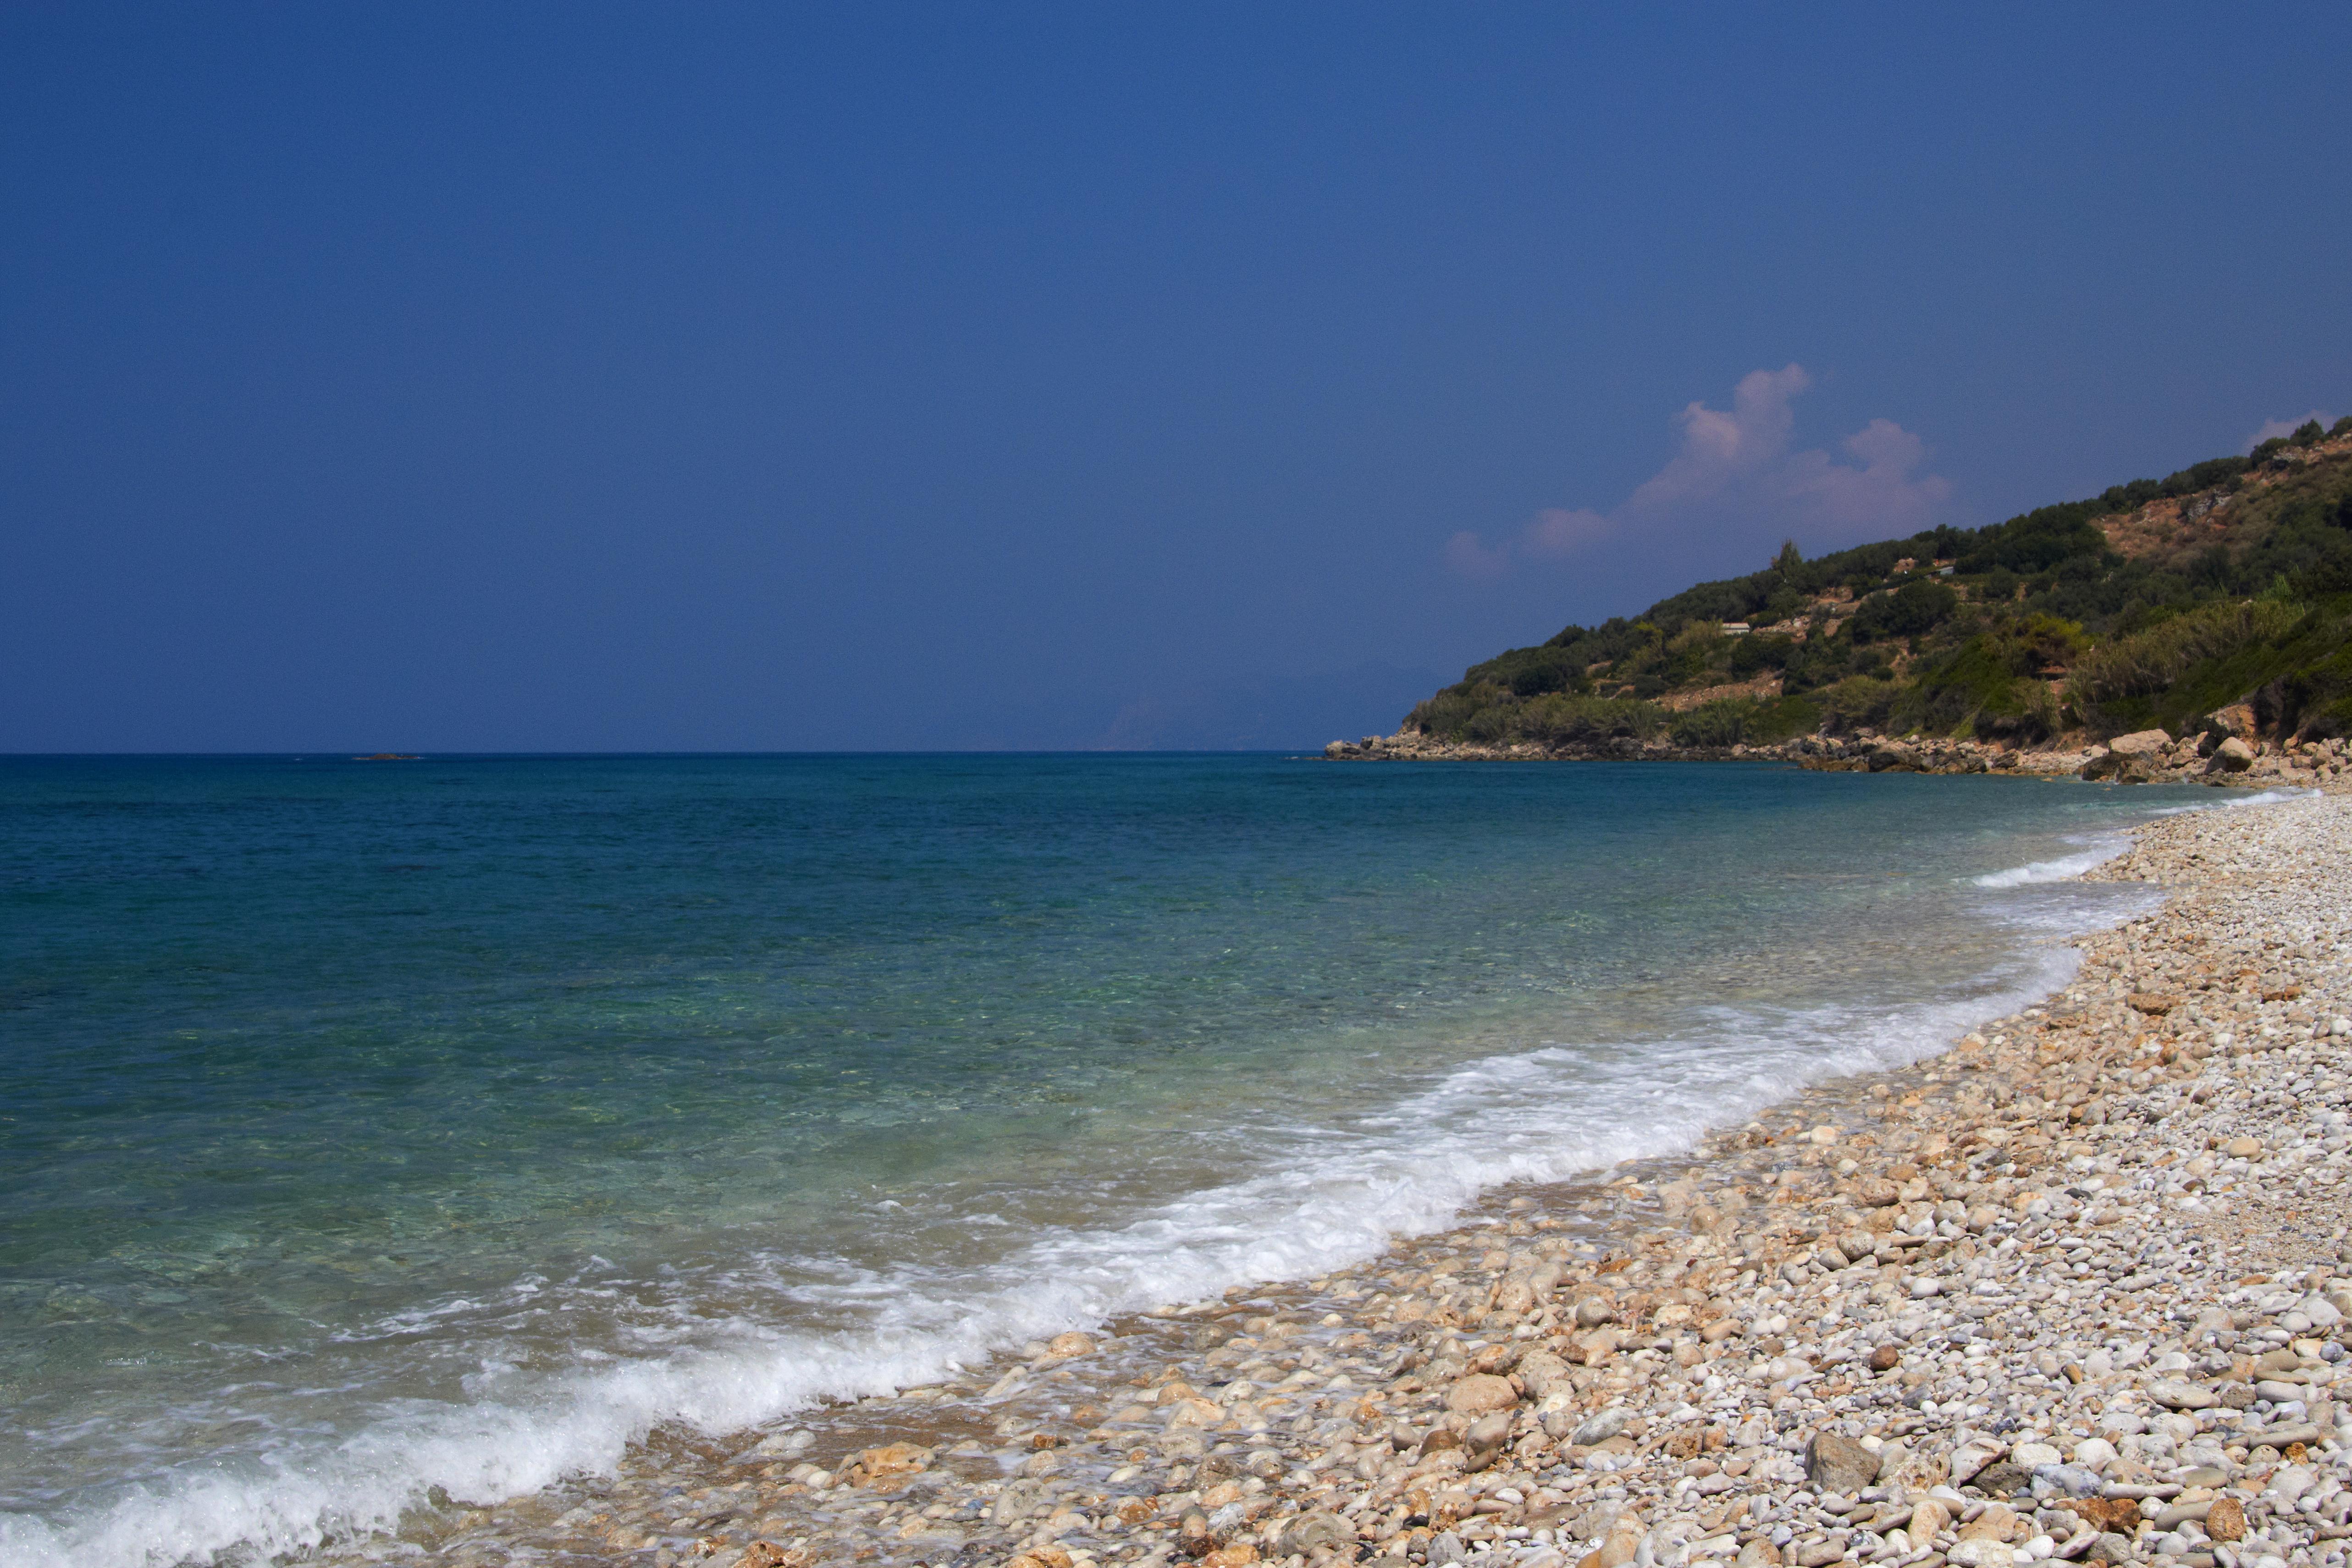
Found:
[326,791,2352,1568]
[1319,730,2349,789]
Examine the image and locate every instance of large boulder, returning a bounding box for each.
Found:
[2106,728,2172,756]
[2208,736,2255,772]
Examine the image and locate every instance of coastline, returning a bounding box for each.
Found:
[331,789,2352,1568]
[1321,729,2348,789]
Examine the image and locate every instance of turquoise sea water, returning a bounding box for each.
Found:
[0,755,2210,1565]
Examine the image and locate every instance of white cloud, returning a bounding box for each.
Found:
[1521,507,1611,558]
[2247,411,2335,450]
[1444,365,1952,580]
[1442,529,1510,580]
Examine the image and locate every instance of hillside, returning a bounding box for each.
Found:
[1352,417,2352,764]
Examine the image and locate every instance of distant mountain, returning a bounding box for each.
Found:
[1390,416,2352,753]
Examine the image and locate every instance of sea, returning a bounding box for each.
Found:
[0,754,2237,1566]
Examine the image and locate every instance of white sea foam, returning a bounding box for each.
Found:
[0,932,2118,1568]
[8,817,2185,1568]
[1970,834,2130,888]
[2152,787,2314,815]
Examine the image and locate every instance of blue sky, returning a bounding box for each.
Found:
[5,3,2349,750]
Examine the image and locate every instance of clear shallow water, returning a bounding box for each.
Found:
[0,754,2203,1565]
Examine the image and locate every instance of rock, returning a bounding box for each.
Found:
[2063,1500,2142,1536]
[2088,1535,2136,1565]
[2204,1498,2246,1542]
[2108,729,2173,757]
[1587,1528,1643,1568]
[1276,1511,1352,1558]
[2224,1136,2263,1158]
[742,1546,812,1568]
[1960,1504,2019,1543]
[2127,993,2179,1016]
[2213,736,2256,772]
[2010,1441,2062,1469]
[1869,1343,1901,1372]
[1735,1540,1782,1568]
[1045,1331,1095,1358]
[1970,1462,2033,1496]
[1445,1373,1518,1414]
[1949,1439,2007,1485]
[1463,1412,1513,1452]
[2032,1464,2103,1497]
[1570,1407,1631,1447]
[1202,1546,1259,1568]
[2149,1380,2218,1410]
[1008,1551,1075,1568]
[2070,1437,2119,1470]
[1574,1295,1618,1327]
[850,1441,933,1488]
[1947,1542,2016,1568]
[1176,1507,1216,1556]
[1805,1432,1881,1495]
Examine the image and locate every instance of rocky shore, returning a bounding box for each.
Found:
[1320,721,2351,788]
[351,793,2352,1568]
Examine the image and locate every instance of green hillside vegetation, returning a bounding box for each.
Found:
[1405,417,2352,751]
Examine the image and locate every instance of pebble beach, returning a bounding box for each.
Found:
[349,787,2352,1568]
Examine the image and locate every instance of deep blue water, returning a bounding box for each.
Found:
[0,754,2204,1565]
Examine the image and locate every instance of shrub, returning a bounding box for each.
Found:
[1850,579,1959,642]
[1728,633,1797,677]
[1516,694,1665,746]
[2068,597,2303,707]
[1816,676,1902,734]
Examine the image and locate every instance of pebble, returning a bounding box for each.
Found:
[305,792,2352,1568]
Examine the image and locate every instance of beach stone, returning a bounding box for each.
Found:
[2088,1535,2136,1565]
[1201,1546,1258,1568]
[1008,1551,1074,1568]
[2070,1437,2119,1470]
[1961,1505,2020,1543]
[1463,1411,1513,1452]
[741,1546,811,1568]
[1910,1500,1951,1539]
[1277,1511,1352,1557]
[1869,1343,1901,1371]
[2214,737,2256,771]
[1949,1439,2007,1485]
[2150,1380,2217,1409]
[1446,1373,1518,1414]
[1735,1541,1782,1568]
[1805,1433,1880,1495]
[1971,1462,2033,1496]
[2224,1136,2263,1158]
[1949,1535,2017,1565]
[1570,1406,1631,1447]
[851,1441,933,1488]
[2035,1464,2103,1497]
[1588,1526,1644,1568]
[1045,1331,1095,1358]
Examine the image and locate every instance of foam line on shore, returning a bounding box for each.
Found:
[3,935,2124,1568]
